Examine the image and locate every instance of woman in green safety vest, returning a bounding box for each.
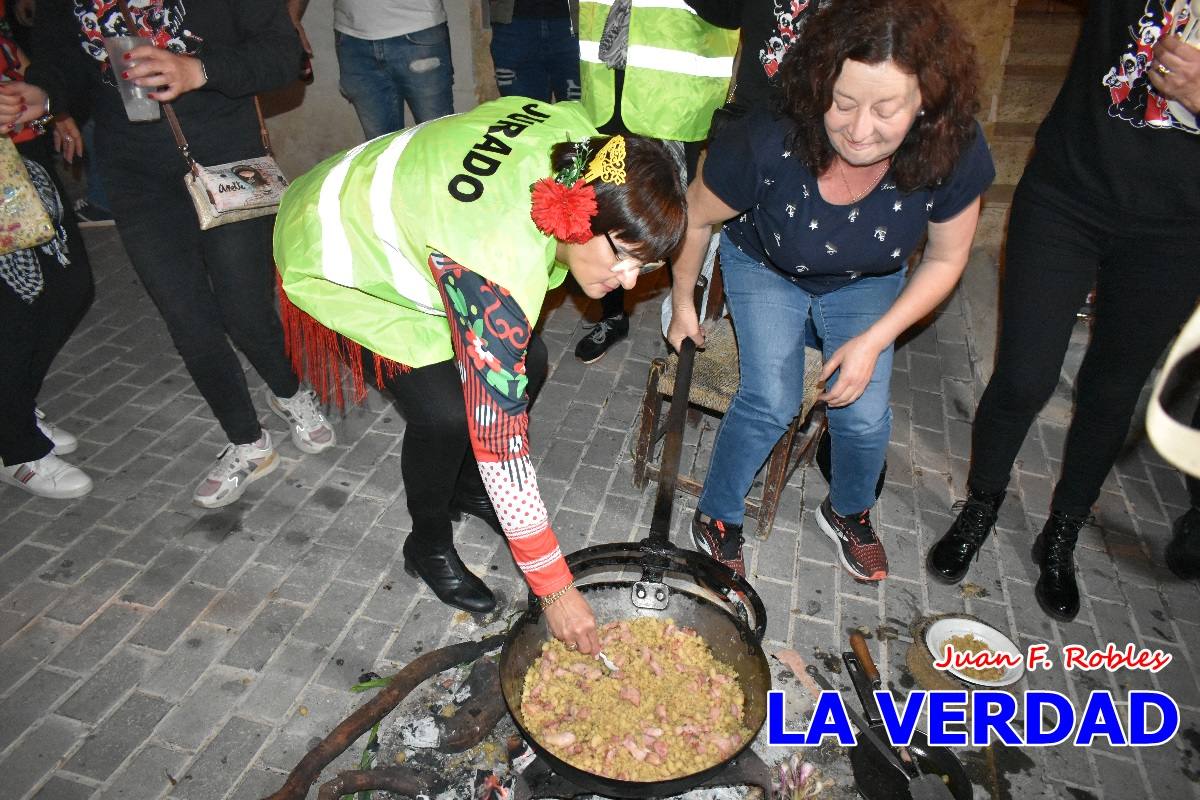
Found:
[274,97,686,654]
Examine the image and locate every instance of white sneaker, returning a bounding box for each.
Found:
[1,453,93,499]
[35,408,78,455]
[192,431,278,509]
[268,388,336,454]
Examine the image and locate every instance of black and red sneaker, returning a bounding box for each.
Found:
[816,497,888,581]
[692,510,746,578]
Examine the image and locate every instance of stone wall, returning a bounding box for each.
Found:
[951,0,1018,128]
[265,0,483,179]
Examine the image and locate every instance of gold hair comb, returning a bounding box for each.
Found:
[582,135,626,185]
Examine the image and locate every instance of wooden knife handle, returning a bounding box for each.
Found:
[849,632,881,686]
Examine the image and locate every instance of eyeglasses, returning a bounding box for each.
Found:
[605,232,666,276]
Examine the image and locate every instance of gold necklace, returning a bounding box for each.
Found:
[838,157,889,204]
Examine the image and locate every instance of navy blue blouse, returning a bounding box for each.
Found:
[703,108,995,294]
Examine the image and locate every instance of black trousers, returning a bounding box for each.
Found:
[97,112,298,446]
[596,106,703,321]
[968,175,1200,517]
[0,139,94,466]
[377,332,549,551]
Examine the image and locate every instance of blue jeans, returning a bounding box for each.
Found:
[699,238,904,523]
[336,24,454,139]
[82,120,110,210]
[490,17,580,102]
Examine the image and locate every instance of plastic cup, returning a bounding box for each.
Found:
[102,36,161,122]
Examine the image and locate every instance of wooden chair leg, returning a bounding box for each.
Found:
[755,416,801,541]
[632,359,666,489]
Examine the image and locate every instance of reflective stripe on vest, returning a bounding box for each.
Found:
[577,0,735,140]
[316,125,443,315]
[579,41,733,78]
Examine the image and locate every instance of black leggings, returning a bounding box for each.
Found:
[377,332,549,550]
[0,138,94,465]
[968,175,1200,517]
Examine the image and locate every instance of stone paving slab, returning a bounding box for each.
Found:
[2,228,1199,800]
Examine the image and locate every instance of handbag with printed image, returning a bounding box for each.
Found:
[0,137,54,256]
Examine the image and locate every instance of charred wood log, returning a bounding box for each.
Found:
[264,634,506,800]
[437,655,506,753]
[315,766,432,800]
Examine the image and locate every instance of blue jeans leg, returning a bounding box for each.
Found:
[810,270,904,515]
[698,240,816,525]
[82,120,110,210]
[336,24,454,139]
[491,18,580,102]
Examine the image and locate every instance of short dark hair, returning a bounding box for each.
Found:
[549,135,687,262]
[779,0,980,192]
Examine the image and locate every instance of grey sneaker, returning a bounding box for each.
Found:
[72,199,116,228]
[193,431,278,508]
[269,388,335,454]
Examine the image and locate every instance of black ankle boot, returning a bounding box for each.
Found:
[402,539,496,613]
[1166,507,1200,580]
[1032,511,1089,621]
[450,490,505,538]
[926,487,1006,584]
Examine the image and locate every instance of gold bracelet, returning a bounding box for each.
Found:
[539,581,574,610]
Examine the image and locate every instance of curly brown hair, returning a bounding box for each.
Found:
[779,0,980,192]
[550,136,687,263]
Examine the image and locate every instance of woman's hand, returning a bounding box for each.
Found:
[53,116,84,163]
[0,81,49,133]
[1149,35,1200,115]
[667,302,705,352]
[121,46,208,102]
[543,587,601,655]
[818,332,887,408]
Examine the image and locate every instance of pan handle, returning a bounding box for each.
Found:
[559,543,769,644]
[646,274,708,548]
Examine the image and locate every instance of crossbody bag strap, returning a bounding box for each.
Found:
[253,97,274,157]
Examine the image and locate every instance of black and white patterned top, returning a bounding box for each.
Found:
[703,108,995,295]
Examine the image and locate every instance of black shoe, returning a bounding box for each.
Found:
[574,313,629,364]
[926,488,1006,584]
[1166,507,1200,580]
[402,539,496,613]
[72,199,116,228]
[450,490,505,538]
[1032,511,1089,622]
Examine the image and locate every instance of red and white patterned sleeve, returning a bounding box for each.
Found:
[427,252,573,597]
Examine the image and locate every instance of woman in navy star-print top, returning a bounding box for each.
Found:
[668,0,994,583]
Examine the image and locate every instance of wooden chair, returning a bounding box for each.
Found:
[631,272,826,540]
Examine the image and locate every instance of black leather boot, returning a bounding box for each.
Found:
[1032,511,1089,621]
[926,487,1006,584]
[450,489,505,538]
[402,538,496,613]
[1166,507,1200,580]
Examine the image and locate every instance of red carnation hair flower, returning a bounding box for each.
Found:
[530,178,597,244]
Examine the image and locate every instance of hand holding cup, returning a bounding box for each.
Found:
[119,44,208,103]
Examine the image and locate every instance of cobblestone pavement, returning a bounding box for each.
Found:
[1,227,1198,800]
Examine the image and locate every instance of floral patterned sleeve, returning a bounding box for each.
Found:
[427,252,573,598]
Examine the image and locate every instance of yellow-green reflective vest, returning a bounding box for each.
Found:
[273,97,597,369]
[578,0,737,141]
